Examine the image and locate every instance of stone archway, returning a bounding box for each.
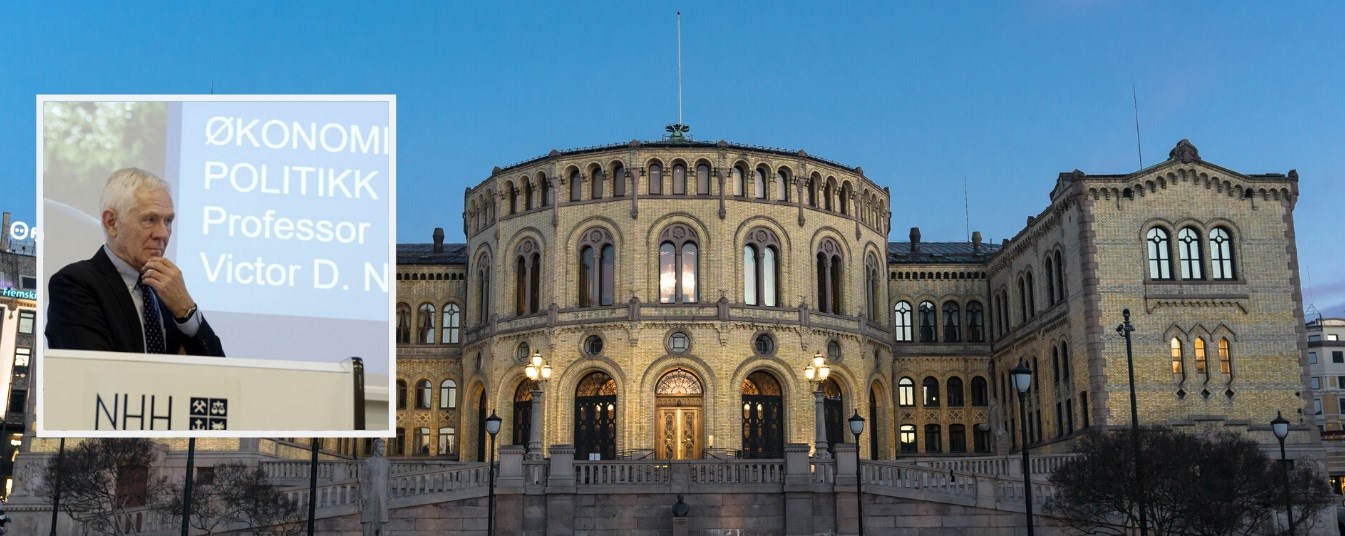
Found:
[654,368,703,460]
[574,371,618,460]
[741,371,784,459]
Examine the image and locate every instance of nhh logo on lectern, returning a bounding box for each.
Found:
[93,393,229,430]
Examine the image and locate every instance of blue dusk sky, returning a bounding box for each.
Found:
[2,2,1342,317]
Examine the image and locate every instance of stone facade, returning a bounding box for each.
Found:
[391,138,1321,467]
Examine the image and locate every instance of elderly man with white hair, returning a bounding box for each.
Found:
[46,167,224,356]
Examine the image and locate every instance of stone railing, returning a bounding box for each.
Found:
[96,510,177,535]
[992,477,1059,510]
[284,480,361,511]
[912,453,1078,478]
[389,463,492,498]
[861,459,1061,513]
[810,458,836,484]
[688,460,784,484]
[574,460,670,485]
[524,459,549,490]
[862,461,977,501]
[260,460,356,482]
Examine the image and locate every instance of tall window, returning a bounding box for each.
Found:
[524,178,534,210]
[437,427,456,455]
[947,377,964,407]
[1045,257,1056,306]
[416,427,431,455]
[752,167,766,199]
[924,424,942,453]
[899,425,917,453]
[418,303,436,344]
[476,256,492,323]
[918,301,937,342]
[966,301,984,342]
[696,163,711,195]
[949,424,967,453]
[672,164,687,195]
[659,224,699,303]
[416,379,432,409]
[648,163,663,194]
[1194,337,1207,373]
[807,176,817,207]
[1147,227,1172,280]
[775,169,790,201]
[1053,251,1065,301]
[815,239,843,314]
[442,303,461,344]
[396,303,411,344]
[569,169,582,202]
[1218,338,1232,375]
[612,164,626,197]
[898,377,915,406]
[514,239,541,315]
[1170,338,1184,375]
[839,182,852,215]
[865,255,881,321]
[396,380,407,410]
[439,380,458,409]
[540,174,552,206]
[1025,272,1036,318]
[970,377,988,406]
[894,301,913,342]
[743,228,780,306]
[590,167,604,199]
[732,165,746,197]
[942,301,961,342]
[922,376,940,406]
[507,181,518,215]
[1210,227,1235,280]
[824,180,835,211]
[578,228,615,307]
[1017,277,1029,323]
[1178,227,1203,279]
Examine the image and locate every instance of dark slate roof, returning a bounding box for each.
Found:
[397,243,468,265]
[887,241,999,264]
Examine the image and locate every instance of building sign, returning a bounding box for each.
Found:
[0,288,36,300]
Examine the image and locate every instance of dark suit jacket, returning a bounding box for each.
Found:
[46,247,225,356]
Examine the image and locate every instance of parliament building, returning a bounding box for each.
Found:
[390,137,1318,465]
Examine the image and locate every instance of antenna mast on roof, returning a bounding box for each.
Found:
[1133,84,1144,169]
[963,177,971,242]
[665,11,691,141]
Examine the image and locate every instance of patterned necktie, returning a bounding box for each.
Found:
[139,276,166,353]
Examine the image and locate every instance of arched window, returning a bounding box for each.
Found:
[442,303,461,344]
[540,174,552,207]
[569,169,583,202]
[396,379,407,410]
[894,301,913,342]
[1147,227,1173,280]
[807,176,817,207]
[839,182,852,215]
[1210,227,1235,280]
[899,424,917,453]
[947,377,965,407]
[1218,338,1232,375]
[612,164,626,197]
[523,178,534,210]
[1194,337,1207,373]
[743,228,780,306]
[918,301,937,342]
[416,427,431,455]
[1054,250,1065,301]
[942,301,962,342]
[507,181,518,215]
[514,239,541,315]
[1178,227,1203,279]
[1060,341,1071,380]
[752,167,766,199]
[823,179,835,211]
[1025,272,1036,318]
[476,256,492,323]
[732,165,746,197]
[1044,256,1056,306]
[577,228,616,307]
[659,224,699,303]
[1170,338,1184,374]
[590,167,604,199]
[672,164,687,195]
[416,379,432,409]
[922,376,940,407]
[971,376,988,406]
[966,301,984,342]
[696,163,711,195]
[396,303,411,344]
[418,303,436,344]
[949,424,967,453]
[1017,277,1028,323]
[439,380,457,409]
[775,169,790,201]
[898,377,915,406]
[648,163,663,195]
[924,424,942,453]
[815,238,843,314]
[865,255,881,321]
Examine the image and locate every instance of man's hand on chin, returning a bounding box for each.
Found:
[141,256,196,319]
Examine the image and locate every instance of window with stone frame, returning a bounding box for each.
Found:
[924,424,942,453]
[918,301,937,342]
[658,224,699,303]
[590,166,604,199]
[514,239,541,315]
[899,424,917,453]
[966,301,985,342]
[743,228,781,306]
[439,380,457,409]
[396,303,411,344]
[1147,227,1173,280]
[578,228,616,307]
[695,163,711,195]
[922,376,940,407]
[947,376,965,407]
[418,303,436,344]
[1210,227,1236,280]
[672,163,687,195]
[894,301,913,342]
[442,303,461,344]
[648,163,663,194]
[775,168,791,201]
[942,301,962,342]
[1178,227,1204,280]
[865,254,881,321]
[569,169,583,202]
[612,163,626,197]
[815,238,843,314]
[416,379,432,409]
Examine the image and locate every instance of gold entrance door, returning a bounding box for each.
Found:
[656,407,701,460]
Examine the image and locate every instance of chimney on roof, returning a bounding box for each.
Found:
[972,231,982,255]
[909,227,921,255]
[433,227,444,253]
[0,212,10,252]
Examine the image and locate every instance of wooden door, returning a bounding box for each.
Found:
[656,407,701,460]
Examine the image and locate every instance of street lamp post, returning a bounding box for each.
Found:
[804,351,831,458]
[1116,308,1149,535]
[1011,362,1035,536]
[849,409,866,536]
[485,411,502,536]
[1271,411,1295,536]
[524,350,552,460]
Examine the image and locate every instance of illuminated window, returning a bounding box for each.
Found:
[658,224,699,303]
[1219,338,1232,375]
[922,377,940,407]
[437,427,456,455]
[1194,337,1207,373]
[743,228,780,306]
[899,424,917,453]
[1170,338,1184,375]
[898,377,915,407]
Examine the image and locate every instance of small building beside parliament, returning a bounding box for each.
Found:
[390,137,1319,465]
